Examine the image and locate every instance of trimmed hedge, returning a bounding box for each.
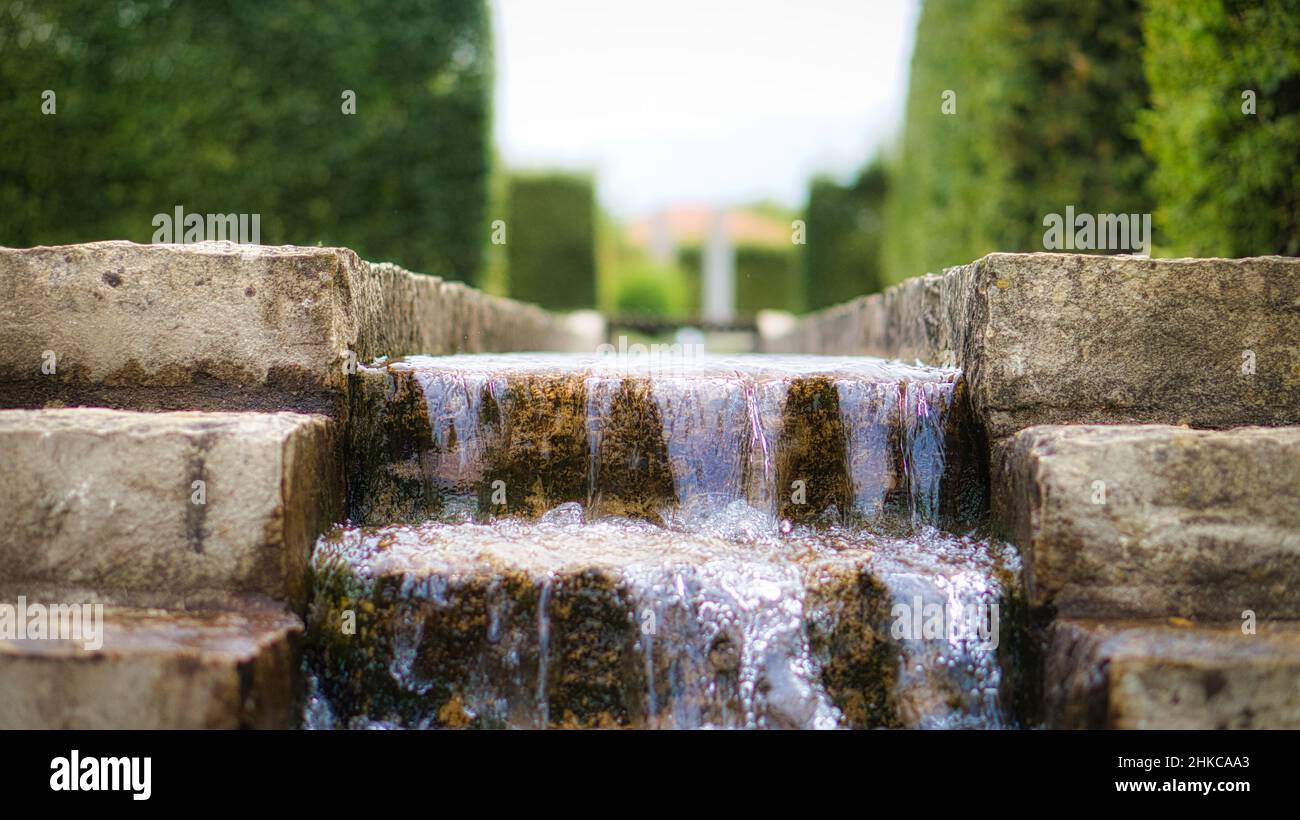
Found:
[736,245,801,316]
[883,0,1152,283]
[0,0,492,283]
[612,260,692,317]
[1138,0,1300,256]
[506,172,597,310]
[678,243,800,318]
[803,159,888,307]
[674,246,703,317]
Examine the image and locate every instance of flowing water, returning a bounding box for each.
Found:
[307,353,1021,729]
[357,353,984,528]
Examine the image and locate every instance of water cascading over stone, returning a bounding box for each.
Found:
[310,353,1018,730]
[347,354,983,531]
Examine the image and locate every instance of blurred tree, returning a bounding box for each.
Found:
[1139,0,1300,256]
[506,171,596,310]
[0,0,493,283]
[883,0,1152,282]
[735,244,800,315]
[803,158,888,308]
[613,261,677,317]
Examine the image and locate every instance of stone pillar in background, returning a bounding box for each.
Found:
[703,209,734,323]
[648,210,674,266]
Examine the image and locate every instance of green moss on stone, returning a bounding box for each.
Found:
[588,379,676,522]
[345,368,440,525]
[479,375,589,517]
[776,377,852,525]
[806,567,901,728]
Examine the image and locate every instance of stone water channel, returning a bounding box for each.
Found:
[304,353,1027,729]
[3,246,1295,731]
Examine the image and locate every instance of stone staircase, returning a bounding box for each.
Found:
[0,241,598,728]
[1,242,1297,729]
[764,252,1300,728]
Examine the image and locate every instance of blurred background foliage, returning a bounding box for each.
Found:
[0,0,492,284]
[677,241,801,319]
[504,170,596,310]
[870,0,1298,289]
[0,0,1295,314]
[1139,0,1300,257]
[881,0,1152,286]
[601,0,1298,315]
[804,159,888,310]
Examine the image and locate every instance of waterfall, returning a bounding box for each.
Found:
[308,353,1018,730]
[378,353,973,531]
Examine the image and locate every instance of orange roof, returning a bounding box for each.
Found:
[626,206,791,249]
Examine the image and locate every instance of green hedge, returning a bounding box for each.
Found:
[883,0,1152,283]
[803,159,888,307]
[735,245,800,315]
[676,247,703,315]
[677,243,800,318]
[1139,0,1300,256]
[0,0,492,283]
[506,172,597,310]
[611,260,693,317]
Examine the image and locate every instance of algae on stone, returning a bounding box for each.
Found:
[345,355,972,532]
[303,514,1019,730]
[774,377,852,526]
[479,374,589,517]
[587,378,676,522]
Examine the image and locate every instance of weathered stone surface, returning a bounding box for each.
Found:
[1045,619,1300,729]
[0,243,359,405]
[354,262,602,364]
[0,408,341,608]
[0,241,602,411]
[993,424,1300,619]
[945,254,1300,438]
[763,253,1300,438]
[0,602,302,729]
[760,274,944,363]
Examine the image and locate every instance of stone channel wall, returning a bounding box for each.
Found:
[762,253,1300,439]
[0,241,602,414]
[763,251,1300,728]
[0,241,603,729]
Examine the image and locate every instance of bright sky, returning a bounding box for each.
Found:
[493,0,919,219]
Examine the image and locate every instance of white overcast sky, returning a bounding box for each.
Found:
[492,0,919,218]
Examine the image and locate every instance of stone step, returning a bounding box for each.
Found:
[762,253,1300,440]
[304,511,1019,729]
[0,408,341,608]
[345,353,984,529]
[993,424,1300,619]
[0,241,600,413]
[0,597,302,729]
[1044,618,1300,729]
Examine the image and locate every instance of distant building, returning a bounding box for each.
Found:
[626,206,794,321]
[627,206,790,251]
